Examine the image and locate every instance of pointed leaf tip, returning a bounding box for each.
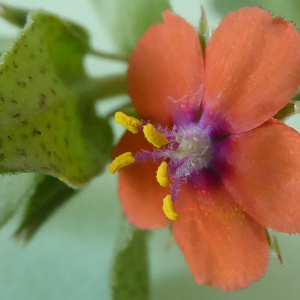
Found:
[14,175,77,242]
[0,173,36,229]
[0,2,28,27]
[198,6,210,53]
[266,228,284,266]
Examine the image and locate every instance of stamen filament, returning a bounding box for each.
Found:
[143,124,169,148]
[115,112,142,134]
[163,195,178,221]
[108,152,135,174]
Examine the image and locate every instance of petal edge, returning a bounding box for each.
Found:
[114,131,170,229]
[173,182,269,291]
[219,119,300,233]
[128,11,204,126]
[202,7,300,134]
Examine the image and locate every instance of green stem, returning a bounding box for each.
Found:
[89,48,128,63]
[76,74,128,102]
[112,216,150,300]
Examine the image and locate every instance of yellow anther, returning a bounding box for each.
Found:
[108,152,135,174]
[163,195,178,221]
[156,161,169,187]
[115,112,142,134]
[143,124,169,148]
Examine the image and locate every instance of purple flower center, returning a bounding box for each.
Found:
[135,123,212,201]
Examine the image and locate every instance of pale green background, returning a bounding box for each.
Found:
[0,0,300,299]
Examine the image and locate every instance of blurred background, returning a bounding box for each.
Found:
[0,0,300,299]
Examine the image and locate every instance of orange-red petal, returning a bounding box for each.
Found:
[173,181,269,291]
[202,7,300,134]
[114,131,170,229]
[127,11,204,126]
[220,119,300,233]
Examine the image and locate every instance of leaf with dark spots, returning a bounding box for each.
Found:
[15,175,77,242]
[0,11,113,187]
[35,12,89,84]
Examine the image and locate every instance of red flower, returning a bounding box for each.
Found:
[110,7,300,290]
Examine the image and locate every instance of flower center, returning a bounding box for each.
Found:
[172,125,211,173]
[109,112,212,221]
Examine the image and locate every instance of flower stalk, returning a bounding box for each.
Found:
[89,47,128,63]
[75,74,128,103]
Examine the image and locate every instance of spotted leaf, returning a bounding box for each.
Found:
[0,11,113,187]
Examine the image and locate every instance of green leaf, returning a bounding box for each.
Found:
[0,11,113,187]
[266,228,284,266]
[112,218,150,300]
[292,86,300,101]
[14,175,77,242]
[0,2,28,28]
[198,6,210,54]
[211,0,300,30]
[91,0,172,57]
[274,102,297,121]
[0,173,35,227]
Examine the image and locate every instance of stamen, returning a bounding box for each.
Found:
[115,112,142,134]
[110,118,212,223]
[156,161,169,187]
[143,124,169,148]
[108,152,135,174]
[163,195,178,221]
